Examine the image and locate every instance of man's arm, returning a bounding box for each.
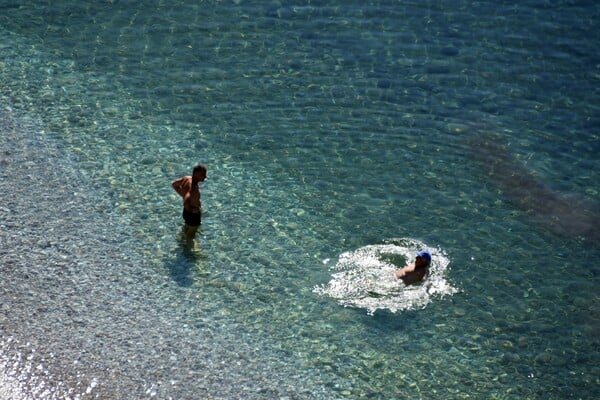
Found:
[394,263,415,279]
[172,176,191,198]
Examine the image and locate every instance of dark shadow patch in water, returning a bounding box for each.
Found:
[166,257,194,287]
[165,233,206,287]
[463,128,600,246]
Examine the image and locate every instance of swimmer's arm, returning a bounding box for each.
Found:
[394,263,415,279]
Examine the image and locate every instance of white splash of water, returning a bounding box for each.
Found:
[313,238,459,315]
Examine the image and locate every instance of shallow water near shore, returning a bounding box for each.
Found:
[1,1,599,399]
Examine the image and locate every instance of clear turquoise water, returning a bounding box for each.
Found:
[0,1,598,399]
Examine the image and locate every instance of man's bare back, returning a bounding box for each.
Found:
[173,176,201,213]
[394,250,431,285]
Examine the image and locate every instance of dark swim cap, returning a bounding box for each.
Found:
[416,250,432,265]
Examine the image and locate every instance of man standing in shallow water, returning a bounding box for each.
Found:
[394,250,431,285]
[172,164,207,239]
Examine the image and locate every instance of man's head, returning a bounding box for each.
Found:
[192,163,207,182]
[415,250,432,267]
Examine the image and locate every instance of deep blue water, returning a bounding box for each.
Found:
[0,1,598,399]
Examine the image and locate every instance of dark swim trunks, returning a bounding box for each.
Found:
[182,210,201,226]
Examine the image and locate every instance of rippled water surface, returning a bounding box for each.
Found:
[1,1,598,399]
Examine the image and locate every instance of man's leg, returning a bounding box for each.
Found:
[183,223,198,239]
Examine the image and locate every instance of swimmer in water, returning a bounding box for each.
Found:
[394,250,431,285]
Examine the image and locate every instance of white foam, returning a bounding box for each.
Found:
[314,238,459,315]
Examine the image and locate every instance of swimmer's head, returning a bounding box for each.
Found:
[416,250,432,266]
